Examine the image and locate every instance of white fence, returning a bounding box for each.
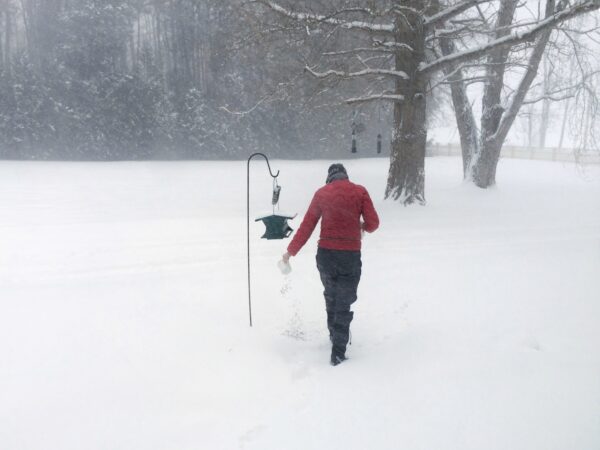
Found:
[426,143,600,164]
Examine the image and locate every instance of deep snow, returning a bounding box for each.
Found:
[1,157,599,450]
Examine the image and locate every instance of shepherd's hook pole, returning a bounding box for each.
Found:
[247,153,280,327]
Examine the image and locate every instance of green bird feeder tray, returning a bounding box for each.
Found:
[255,213,296,240]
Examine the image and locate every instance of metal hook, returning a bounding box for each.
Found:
[248,152,279,179]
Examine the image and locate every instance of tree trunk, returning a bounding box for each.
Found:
[471,0,555,188]
[470,0,518,188]
[385,1,426,205]
[539,56,551,148]
[386,84,427,205]
[582,95,592,150]
[527,106,534,149]
[439,37,478,178]
[472,138,503,187]
[558,97,570,150]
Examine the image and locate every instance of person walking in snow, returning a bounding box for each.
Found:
[282,163,379,366]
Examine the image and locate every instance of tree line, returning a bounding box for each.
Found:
[0,0,376,160]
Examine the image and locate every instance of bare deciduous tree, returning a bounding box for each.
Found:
[435,0,600,186]
[254,0,600,201]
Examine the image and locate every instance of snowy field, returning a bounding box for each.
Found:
[1,157,599,450]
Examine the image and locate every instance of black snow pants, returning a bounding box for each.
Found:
[316,247,362,358]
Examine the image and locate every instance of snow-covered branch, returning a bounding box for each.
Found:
[521,70,600,104]
[345,93,405,105]
[254,0,394,33]
[522,92,576,105]
[420,0,600,74]
[427,24,471,41]
[305,66,409,80]
[424,0,493,29]
[323,47,394,56]
[372,39,415,52]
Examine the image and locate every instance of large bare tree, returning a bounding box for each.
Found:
[433,0,600,186]
[254,0,600,202]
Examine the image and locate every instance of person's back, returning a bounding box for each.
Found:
[282,164,379,366]
[313,179,378,252]
[286,170,378,256]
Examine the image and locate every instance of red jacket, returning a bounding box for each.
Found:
[287,179,379,256]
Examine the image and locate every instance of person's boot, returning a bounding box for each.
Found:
[330,350,347,366]
[330,311,353,366]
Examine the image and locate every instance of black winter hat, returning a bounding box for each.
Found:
[326,163,348,184]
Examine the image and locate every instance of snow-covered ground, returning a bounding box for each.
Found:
[1,157,599,450]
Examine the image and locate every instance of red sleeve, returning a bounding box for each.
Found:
[287,192,321,256]
[361,189,379,233]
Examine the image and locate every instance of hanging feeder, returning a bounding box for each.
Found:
[254,173,296,239]
[246,152,295,327]
[255,213,295,239]
[377,133,382,154]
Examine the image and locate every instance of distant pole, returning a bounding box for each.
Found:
[247,153,279,327]
[351,110,357,154]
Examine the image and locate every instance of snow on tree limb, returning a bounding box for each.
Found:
[522,92,579,104]
[522,70,600,104]
[345,94,405,105]
[424,0,493,28]
[421,0,600,75]
[323,47,394,56]
[255,0,394,33]
[372,40,415,52]
[305,66,409,80]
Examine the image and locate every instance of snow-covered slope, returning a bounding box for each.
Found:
[1,158,599,450]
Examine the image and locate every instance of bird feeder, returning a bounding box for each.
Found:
[246,152,295,327]
[255,213,296,239]
[377,133,382,154]
[253,171,295,239]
